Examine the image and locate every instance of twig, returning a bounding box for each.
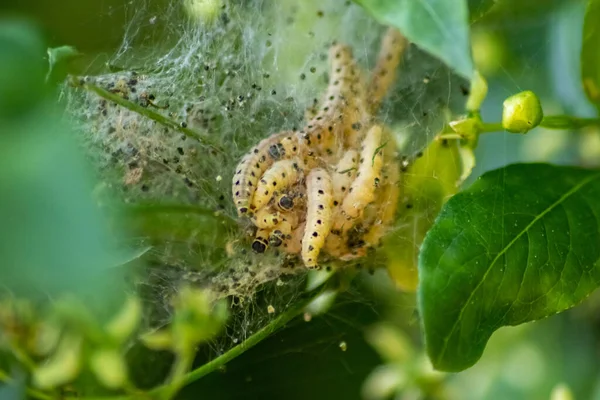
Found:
[70,78,223,152]
[65,289,319,400]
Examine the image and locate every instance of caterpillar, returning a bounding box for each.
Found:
[363,161,400,246]
[368,28,407,114]
[232,131,289,216]
[332,149,358,205]
[301,44,359,159]
[341,124,384,220]
[252,207,281,229]
[302,168,334,268]
[276,194,295,212]
[269,215,298,247]
[268,134,303,160]
[252,228,271,253]
[329,149,358,233]
[252,159,302,210]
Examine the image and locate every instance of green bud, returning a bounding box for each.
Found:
[105,295,142,343]
[361,365,405,400]
[304,289,338,316]
[466,70,488,112]
[365,323,413,363]
[171,287,228,354]
[140,329,173,351]
[32,319,62,356]
[33,333,82,389]
[89,348,128,389]
[502,90,543,133]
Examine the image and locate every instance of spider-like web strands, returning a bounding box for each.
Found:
[234,27,413,270]
[60,0,469,355]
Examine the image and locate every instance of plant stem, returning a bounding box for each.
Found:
[159,352,194,400]
[154,292,313,394]
[479,122,503,132]
[540,115,600,129]
[478,116,600,133]
[71,78,223,152]
[68,290,318,400]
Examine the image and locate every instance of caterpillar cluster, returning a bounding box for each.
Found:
[232,27,407,269]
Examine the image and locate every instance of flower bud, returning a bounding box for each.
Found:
[502,91,543,133]
[171,287,228,354]
[141,329,173,351]
[33,334,82,389]
[365,323,413,363]
[105,295,142,343]
[304,289,337,316]
[89,348,128,389]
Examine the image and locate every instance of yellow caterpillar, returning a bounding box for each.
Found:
[252,159,302,210]
[330,149,358,233]
[302,168,334,268]
[332,149,358,206]
[232,131,289,216]
[268,134,303,160]
[363,162,400,246]
[252,207,281,229]
[269,212,300,247]
[252,228,271,253]
[301,44,359,158]
[368,28,408,113]
[341,124,384,220]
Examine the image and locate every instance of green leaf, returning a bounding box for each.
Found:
[582,0,600,111]
[46,45,82,84]
[0,21,127,315]
[0,19,46,117]
[353,0,474,79]
[418,163,600,372]
[470,0,567,21]
[468,0,496,21]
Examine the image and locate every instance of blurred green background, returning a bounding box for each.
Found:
[2,0,600,399]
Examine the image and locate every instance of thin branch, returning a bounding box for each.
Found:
[67,289,319,400]
[70,78,223,152]
[478,116,600,133]
[540,115,600,129]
